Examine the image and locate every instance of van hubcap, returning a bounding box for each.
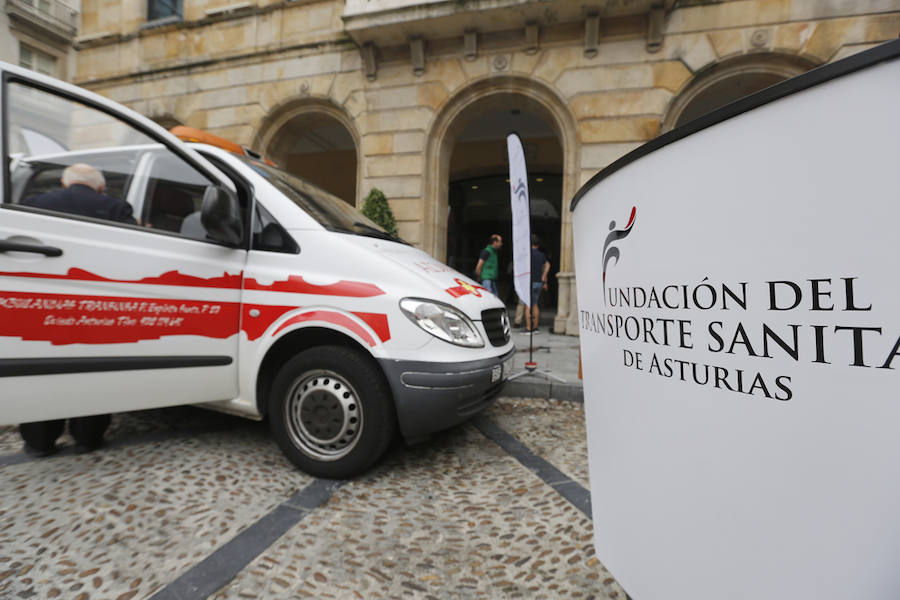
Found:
[286,370,362,461]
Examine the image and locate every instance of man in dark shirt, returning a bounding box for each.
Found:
[527,235,550,332]
[21,163,136,224]
[18,163,123,456]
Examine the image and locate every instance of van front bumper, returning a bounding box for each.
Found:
[379,348,516,442]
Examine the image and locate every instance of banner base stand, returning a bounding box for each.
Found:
[507,364,566,383]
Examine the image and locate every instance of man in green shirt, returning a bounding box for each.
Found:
[475,234,502,295]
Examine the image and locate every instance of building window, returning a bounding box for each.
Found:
[25,0,53,15]
[19,43,58,77]
[147,0,182,22]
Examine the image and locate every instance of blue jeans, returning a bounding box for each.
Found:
[482,279,498,295]
[531,282,542,305]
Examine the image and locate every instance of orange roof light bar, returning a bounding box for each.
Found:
[170,126,244,154]
[169,126,276,166]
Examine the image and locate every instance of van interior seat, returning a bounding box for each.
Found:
[179,211,206,239]
[149,186,195,232]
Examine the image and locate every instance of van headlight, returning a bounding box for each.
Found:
[400,298,484,348]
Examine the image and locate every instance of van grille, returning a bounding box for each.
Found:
[481,308,510,347]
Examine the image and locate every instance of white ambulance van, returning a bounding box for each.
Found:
[0,63,514,477]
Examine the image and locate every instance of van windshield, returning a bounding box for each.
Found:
[239,157,404,243]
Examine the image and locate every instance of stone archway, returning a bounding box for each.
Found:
[663,54,819,131]
[254,99,361,205]
[425,77,578,262]
[447,102,563,315]
[425,76,579,334]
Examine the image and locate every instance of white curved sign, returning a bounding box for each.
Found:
[573,42,900,600]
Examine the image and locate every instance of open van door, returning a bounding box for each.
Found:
[0,64,247,423]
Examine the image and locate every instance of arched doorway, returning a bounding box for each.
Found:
[664,54,818,130]
[255,101,359,205]
[446,103,563,312]
[426,77,578,331]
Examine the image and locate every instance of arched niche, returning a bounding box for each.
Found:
[446,99,563,308]
[424,76,578,272]
[664,54,819,131]
[254,99,360,205]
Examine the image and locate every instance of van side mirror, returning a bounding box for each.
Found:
[201,185,243,246]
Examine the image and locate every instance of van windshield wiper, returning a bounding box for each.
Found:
[352,221,406,243]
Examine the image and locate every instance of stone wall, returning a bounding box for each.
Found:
[74,0,900,333]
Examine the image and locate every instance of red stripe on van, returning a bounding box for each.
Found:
[0,292,305,344]
[0,291,240,345]
[271,311,378,346]
[0,268,243,289]
[243,275,384,298]
[352,312,390,343]
[241,304,296,341]
[0,269,384,299]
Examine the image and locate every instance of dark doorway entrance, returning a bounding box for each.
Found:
[447,173,561,309]
[445,102,563,311]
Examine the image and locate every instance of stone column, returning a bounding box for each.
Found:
[554,272,573,334]
[565,275,579,336]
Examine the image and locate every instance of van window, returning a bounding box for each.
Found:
[4,81,223,241]
[251,203,299,254]
[239,157,405,243]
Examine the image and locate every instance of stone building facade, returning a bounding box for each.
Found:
[2,0,80,80]
[73,0,900,334]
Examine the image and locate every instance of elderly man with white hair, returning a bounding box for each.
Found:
[22,162,136,224]
[18,162,134,456]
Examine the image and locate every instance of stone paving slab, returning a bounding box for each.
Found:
[210,415,624,600]
[506,329,584,402]
[485,398,591,490]
[0,411,313,600]
[0,425,21,454]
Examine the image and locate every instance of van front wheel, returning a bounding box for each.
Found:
[268,345,396,478]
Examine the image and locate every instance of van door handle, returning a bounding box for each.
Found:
[0,240,63,257]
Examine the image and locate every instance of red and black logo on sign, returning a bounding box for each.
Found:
[602,206,636,303]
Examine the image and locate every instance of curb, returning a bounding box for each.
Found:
[502,379,583,403]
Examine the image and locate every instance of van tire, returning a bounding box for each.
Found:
[268,345,396,478]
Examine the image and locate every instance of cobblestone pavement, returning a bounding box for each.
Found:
[0,398,626,600]
[488,398,590,490]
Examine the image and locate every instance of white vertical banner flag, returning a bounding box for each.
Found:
[507,133,531,306]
